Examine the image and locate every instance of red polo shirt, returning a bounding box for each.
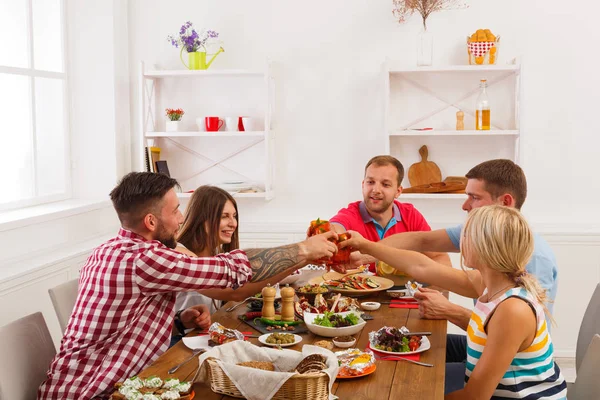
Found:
[330,200,431,273]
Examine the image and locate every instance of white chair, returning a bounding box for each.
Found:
[0,312,56,400]
[48,278,78,332]
[568,334,600,400]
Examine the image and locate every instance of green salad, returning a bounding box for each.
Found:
[313,311,359,328]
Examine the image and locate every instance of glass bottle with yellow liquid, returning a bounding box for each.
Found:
[475,78,491,130]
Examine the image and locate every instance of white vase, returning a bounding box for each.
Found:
[417,28,433,66]
[166,121,180,132]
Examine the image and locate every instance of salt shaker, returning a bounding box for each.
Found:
[280,284,296,322]
[261,284,277,321]
[456,110,465,130]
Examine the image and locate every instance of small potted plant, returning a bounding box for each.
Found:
[165,108,184,131]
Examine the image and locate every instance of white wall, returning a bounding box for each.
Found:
[128,0,600,229]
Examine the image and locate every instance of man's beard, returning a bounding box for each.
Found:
[367,197,393,214]
[155,220,178,249]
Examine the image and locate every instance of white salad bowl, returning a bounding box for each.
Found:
[303,311,366,338]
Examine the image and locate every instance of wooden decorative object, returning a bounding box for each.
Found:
[407,145,442,187]
[456,111,464,130]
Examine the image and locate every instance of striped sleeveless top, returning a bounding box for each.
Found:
[466,287,567,399]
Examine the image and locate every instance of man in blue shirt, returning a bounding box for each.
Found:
[373,159,559,394]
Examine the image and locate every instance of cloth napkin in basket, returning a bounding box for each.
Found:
[195,341,339,400]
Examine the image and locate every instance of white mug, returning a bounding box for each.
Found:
[225,117,238,131]
[195,117,205,132]
[241,117,254,132]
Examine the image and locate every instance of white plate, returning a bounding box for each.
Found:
[182,334,210,350]
[258,333,302,347]
[278,269,302,285]
[369,336,430,356]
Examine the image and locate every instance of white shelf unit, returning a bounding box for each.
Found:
[139,62,275,200]
[383,61,522,199]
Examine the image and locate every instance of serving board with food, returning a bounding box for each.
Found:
[308,272,394,296]
[238,312,309,335]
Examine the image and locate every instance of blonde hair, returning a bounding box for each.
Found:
[460,205,552,318]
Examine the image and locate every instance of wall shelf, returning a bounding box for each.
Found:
[383,60,522,197]
[387,63,520,73]
[400,193,467,200]
[139,61,275,200]
[146,131,266,138]
[389,129,519,137]
[144,69,264,78]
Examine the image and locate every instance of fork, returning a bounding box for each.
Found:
[377,356,433,367]
[168,348,206,374]
[225,296,260,312]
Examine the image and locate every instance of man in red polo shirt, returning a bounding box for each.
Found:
[330,155,450,273]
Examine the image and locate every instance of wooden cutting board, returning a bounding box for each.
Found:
[402,181,466,194]
[408,145,442,187]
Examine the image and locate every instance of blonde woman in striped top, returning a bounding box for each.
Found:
[341,205,566,399]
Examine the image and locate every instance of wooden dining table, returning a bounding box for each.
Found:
[137,270,447,399]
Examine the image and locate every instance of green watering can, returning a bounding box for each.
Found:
[181,47,225,70]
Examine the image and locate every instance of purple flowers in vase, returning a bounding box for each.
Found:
[167,21,219,53]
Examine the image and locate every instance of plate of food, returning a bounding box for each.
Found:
[368,326,430,356]
[258,332,302,347]
[110,376,194,400]
[338,363,377,379]
[336,349,376,379]
[309,272,394,296]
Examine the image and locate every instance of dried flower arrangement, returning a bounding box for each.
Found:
[392,0,468,30]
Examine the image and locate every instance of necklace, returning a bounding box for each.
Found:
[486,283,515,301]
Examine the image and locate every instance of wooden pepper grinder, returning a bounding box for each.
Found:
[456,110,465,130]
[261,284,277,321]
[280,284,296,322]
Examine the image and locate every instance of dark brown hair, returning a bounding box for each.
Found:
[177,186,239,256]
[466,159,527,210]
[364,155,405,186]
[109,172,180,228]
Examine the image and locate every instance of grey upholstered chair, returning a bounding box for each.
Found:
[0,312,56,400]
[568,333,600,400]
[575,283,600,371]
[566,283,600,394]
[48,278,78,332]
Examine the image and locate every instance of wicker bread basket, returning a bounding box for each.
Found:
[205,357,331,400]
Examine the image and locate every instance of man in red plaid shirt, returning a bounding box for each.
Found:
[38,172,337,399]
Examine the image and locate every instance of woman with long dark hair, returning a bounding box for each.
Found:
[174,186,293,312]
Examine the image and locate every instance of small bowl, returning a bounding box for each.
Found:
[360,301,381,311]
[333,336,357,348]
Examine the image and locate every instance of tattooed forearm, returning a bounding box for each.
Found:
[245,244,306,282]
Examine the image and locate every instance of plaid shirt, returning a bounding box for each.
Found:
[38,228,251,399]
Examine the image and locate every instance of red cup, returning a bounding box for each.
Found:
[238,116,245,131]
[205,117,224,132]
